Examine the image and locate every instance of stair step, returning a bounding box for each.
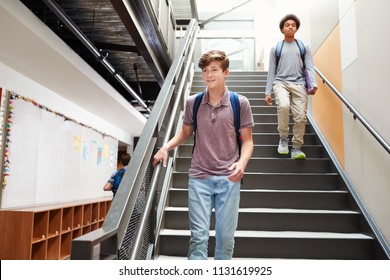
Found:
[172,172,340,190]
[175,157,332,173]
[168,188,348,210]
[159,229,373,240]
[250,106,278,114]
[253,114,310,123]
[184,133,319,145]
[158,229,374,259]
[178,144,326,158]
[164,207,361,233]
[252,123,313,133]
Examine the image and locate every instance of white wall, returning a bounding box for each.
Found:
[0,64,132,144]
[341,0,390,243]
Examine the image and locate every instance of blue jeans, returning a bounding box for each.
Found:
[187,176,241,260]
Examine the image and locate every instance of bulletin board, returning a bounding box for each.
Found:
[0,91,117,209]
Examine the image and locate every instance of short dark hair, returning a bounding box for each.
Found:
[279,14,301,31]
[118,152,131,166]
[198,50,229,71]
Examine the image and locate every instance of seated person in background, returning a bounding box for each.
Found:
[104,152,131,197]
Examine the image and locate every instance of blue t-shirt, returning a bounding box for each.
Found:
[108,167,127,195]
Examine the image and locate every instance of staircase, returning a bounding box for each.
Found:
[156,71,385,259]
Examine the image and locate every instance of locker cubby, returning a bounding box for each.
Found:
[47,235,60,260]
[32,211,48,242]
[72,228,82,240]
[92,203,99,224]
[73,205,83,229]
[82,225,91,235]
[83,203,92,226]
[91,223,98,231]
[62,207,73,233]
[31,240,46,260]
[60,232,72,259]
[48,209,61,238]
[99,201,106,221]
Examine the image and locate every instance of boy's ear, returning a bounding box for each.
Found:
[224,69,229,78]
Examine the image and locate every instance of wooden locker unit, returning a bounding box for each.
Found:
[0,197,112,260]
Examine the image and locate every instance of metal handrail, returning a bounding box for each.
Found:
[315,67,390,154]
[70,19,199,260]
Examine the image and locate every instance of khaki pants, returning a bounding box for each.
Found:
[273,82,308,147]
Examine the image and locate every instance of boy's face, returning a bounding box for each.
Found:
[282,19,297,37]
[201,60,228,91]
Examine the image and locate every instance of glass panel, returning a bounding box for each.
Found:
[194,38,255,71]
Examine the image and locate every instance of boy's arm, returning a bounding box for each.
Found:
[265,47,276,105]
[103,172,115,191]
[153,123,193,167]
[103,182,112,191]
[228,126,254,182]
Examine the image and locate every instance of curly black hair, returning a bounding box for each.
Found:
[279,14,301,31]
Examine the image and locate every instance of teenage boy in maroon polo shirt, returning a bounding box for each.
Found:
[153,50,254,259]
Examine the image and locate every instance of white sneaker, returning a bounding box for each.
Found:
[291,147,306,159]
[277,137,289,154]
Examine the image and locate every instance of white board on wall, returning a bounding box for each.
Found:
[1,94,116,209]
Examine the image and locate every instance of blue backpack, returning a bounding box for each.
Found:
[275,39,306,67]
[192,91,242,156]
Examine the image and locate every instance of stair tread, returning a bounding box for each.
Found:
[174,171,338,174]
[170,188,347,193]
[157,255,270,260]
[177,156,329,160]
[159,229,373,239]
[165,207,359,214]
[244,172,338,175]
[180,144,324,148]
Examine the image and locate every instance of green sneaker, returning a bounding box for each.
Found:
[291,147,306,159]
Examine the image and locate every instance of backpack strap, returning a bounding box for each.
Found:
[275,40,284,66]
[275,39,306,67]
[295,39,306,66]
[192,92,204,154]
[229,91,242,156]
[192,92,204,133]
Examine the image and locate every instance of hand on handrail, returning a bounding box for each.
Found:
[153,147,168,167]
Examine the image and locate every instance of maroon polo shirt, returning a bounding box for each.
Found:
[183,88,254,178]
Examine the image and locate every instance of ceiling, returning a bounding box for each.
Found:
[19,0,196,115]
[16,0,253,116]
